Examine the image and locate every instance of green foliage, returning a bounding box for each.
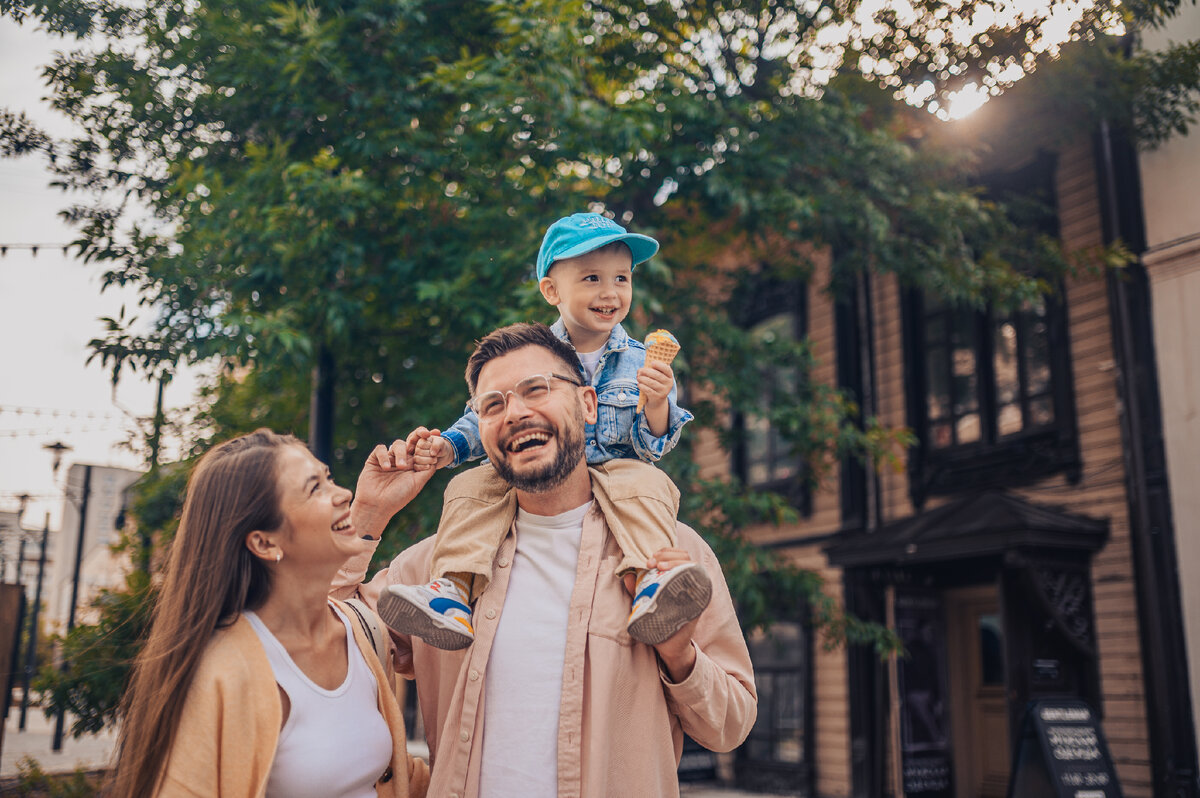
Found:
[35,570,156,737]
[11,759,102,798]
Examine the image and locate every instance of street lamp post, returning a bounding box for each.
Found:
[52,462,90,752]
[38,440,77,751]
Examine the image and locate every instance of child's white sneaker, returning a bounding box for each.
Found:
[626,563,712,645]
[377,576,475,651]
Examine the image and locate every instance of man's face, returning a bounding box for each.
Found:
[475,345,597,493]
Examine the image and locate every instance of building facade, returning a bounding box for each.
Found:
[694,93,1198,797]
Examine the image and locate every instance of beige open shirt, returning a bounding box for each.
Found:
[333,503,757,798]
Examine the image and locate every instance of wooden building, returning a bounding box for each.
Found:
[696,86,1199,797]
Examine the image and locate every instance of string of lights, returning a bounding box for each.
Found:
[0,243,74,256]
[0,405,123,420]
[0,424,125,439]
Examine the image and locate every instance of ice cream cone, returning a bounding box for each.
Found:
[637,329,681,413]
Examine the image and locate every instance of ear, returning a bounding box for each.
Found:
[538,276,561,306]
[244,530,281,563]
[580,385,598,425]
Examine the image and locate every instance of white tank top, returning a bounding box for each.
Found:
[244,604,393,798]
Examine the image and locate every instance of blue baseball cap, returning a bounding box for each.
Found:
[536,213,659,279]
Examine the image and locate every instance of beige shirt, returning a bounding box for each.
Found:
[334,505,757,798]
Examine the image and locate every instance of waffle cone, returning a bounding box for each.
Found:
[637,330,681,413]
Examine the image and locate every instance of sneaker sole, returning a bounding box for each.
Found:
[377,590,474,651]
[627,565,713,646]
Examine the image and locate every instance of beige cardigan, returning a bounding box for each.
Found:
[156,599,430,798]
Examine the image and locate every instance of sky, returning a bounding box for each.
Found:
[0,17,204,531]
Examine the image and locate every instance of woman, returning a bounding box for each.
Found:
[111,429,430,797]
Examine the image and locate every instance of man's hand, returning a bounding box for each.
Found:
[622,547,700,683]
[352,440,438,540]
[407,426,454,471]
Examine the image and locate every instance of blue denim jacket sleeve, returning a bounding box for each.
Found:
[587,328,693,464]
[440,405,486,468]
[631,380,693,462]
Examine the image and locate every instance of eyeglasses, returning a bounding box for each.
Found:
[470,373,582,420]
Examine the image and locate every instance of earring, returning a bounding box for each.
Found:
[275,551,283,563]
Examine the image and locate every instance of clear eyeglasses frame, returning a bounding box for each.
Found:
[470,373,583,420]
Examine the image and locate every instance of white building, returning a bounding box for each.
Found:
[1138,4,1200,747]
[49,463,143,631]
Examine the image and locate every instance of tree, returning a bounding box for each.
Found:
[4,0,1198,733]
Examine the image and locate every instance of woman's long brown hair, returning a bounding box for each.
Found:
[109,429,299,797]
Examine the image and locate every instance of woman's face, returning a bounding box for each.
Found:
[271,444,358,564]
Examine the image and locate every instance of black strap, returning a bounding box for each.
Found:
[344,599,379,657]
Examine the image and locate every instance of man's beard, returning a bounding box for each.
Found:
[492,403,587,493]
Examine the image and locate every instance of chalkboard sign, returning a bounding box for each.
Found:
[1006,699,1123,798]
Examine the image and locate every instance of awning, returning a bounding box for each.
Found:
[824,490,1109,568]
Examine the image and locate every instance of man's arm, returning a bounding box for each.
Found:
[655,529,758,753]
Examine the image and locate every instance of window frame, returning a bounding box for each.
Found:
[901,285,1080,505]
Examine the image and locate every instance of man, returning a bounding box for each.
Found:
[337,322,756,798]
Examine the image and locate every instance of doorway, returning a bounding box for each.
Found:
[945,585,1010,798]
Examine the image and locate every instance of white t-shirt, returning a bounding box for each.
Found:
[479,501,591,798]
[576,347,604,384]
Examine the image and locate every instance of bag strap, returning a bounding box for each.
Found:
[344,597,389,670]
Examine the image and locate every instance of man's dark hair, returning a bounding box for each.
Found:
[465,322,585,394]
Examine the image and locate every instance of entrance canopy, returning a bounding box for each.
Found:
[825,490,1109,568]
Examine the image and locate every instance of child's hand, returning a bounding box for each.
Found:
[405,426,454,471]
[636,361,675,411]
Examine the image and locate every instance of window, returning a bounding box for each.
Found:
[736,620,815,794]
[904,288,1078,502]
[743,312,804,486]
[731,277,810,512]
[923,294,1057,449]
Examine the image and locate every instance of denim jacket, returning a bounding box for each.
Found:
[441,320,694,468]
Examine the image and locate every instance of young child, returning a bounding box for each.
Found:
[378,212,710,649]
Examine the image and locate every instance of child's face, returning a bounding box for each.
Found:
[538,245,633,351]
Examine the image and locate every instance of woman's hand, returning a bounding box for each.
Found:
[351,440,437,539]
